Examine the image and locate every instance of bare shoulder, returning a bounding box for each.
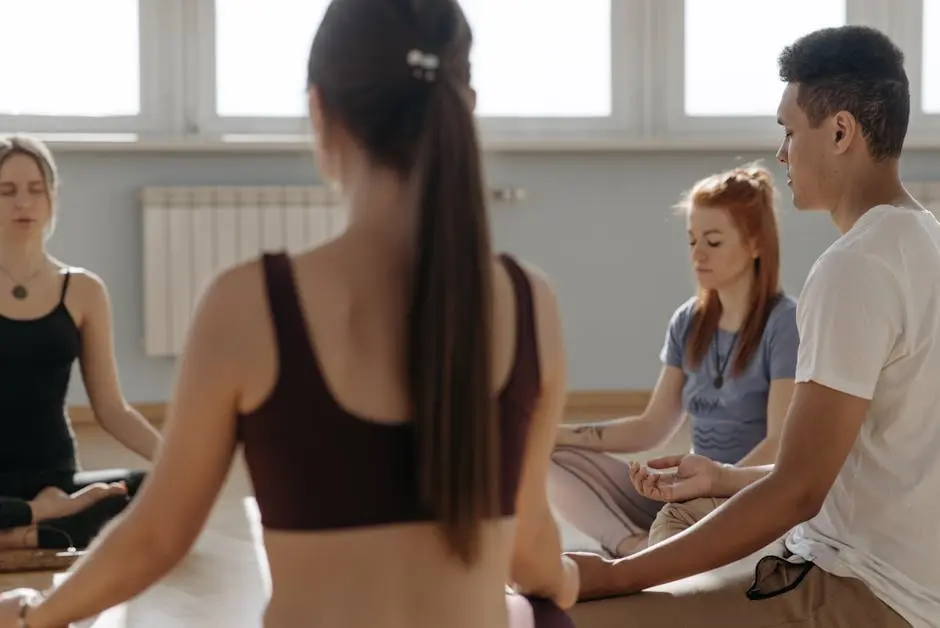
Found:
[493,255,564,376]
[197,258,268,330]
[56,267,109,324]
[493,256,558,304]
[500,256,560,323]
[61,266,106,296]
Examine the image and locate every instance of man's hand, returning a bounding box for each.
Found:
[628,454,722,503]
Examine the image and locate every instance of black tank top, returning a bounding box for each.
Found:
[237,252,541,531]
[0,270,81,473]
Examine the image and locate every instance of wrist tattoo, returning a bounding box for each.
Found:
[571,424,606,441]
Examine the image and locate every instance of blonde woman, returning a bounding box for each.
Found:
[0,135,161,552]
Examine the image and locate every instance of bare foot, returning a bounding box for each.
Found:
[28,483,127,523]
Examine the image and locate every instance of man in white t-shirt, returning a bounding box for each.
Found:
[563,25,939,628]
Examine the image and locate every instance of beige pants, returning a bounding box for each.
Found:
[648,496,726,545]
[569,498,911,628]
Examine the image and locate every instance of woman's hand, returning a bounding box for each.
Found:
[628,454,722,503]
[0,589,44,628]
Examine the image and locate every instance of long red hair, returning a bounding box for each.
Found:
[678,163,782,376]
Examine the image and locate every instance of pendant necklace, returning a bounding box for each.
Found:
[713,331,737,389]
[0,260,46,300]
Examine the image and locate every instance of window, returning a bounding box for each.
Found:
[683,0,846,117]
[214,0,329,118]
[461,0,611,117]
[212,0,612,120]
[10,0,933,150]
[0,0,140,117]
[924,0,940,114]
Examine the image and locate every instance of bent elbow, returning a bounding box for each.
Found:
[796,490,827,522]
[786,482,828,524]
[766,471,828,525]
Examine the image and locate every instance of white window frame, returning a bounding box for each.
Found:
[187,0,645,150]
[187,0,309,139]
[895,1,940,136]
[4,0,938,153]
[0,0,184,139]
[649,0,927,148]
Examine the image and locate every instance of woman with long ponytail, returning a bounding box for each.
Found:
[405,16,498,565]
[0,1,579,627]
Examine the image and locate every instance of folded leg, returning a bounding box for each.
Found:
[568,555,909,628]
[648,497,726,545]
[548,447,663,556]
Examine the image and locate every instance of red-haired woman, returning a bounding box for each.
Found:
[548,165,798,558]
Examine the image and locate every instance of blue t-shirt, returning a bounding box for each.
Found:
[659,294,799,464]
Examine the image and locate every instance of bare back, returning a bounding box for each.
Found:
[227,232,565,628]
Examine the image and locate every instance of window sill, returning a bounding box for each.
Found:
[26,130,940,154]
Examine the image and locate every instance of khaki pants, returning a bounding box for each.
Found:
[649,496,726,545]
[568,498,910,628]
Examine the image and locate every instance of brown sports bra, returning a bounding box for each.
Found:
[236,252,542,531]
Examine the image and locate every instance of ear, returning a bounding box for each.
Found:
[306,86,340,184]
[308,87,325,139]
[464,86,478,113]
[749,237,760,260]
[831,111,857,155]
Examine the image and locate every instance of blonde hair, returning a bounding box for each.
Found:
[0,134,61,240]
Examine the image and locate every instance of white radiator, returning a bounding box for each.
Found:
[141,185,346,357]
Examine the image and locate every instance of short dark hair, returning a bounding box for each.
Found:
[778,25,909,161]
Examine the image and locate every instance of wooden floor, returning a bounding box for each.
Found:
[0,424,690,627]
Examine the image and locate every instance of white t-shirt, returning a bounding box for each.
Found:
[785,204,940,628]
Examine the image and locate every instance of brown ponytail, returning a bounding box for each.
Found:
[308,0,497,566]
[409,66,497,568]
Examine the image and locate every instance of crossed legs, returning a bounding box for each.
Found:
[0,468,147,550]
[568,550,909,628]
[547,448,663,557]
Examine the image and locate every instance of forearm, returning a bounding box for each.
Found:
[712,464,774,497]
[556,416,658,453]
[735,436,779,467]
[609,471,808,595]
[100,407,162,461]
[511,505,568,600]
[24,516,182,627]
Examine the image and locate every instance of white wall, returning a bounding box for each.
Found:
[49,148,940,403]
